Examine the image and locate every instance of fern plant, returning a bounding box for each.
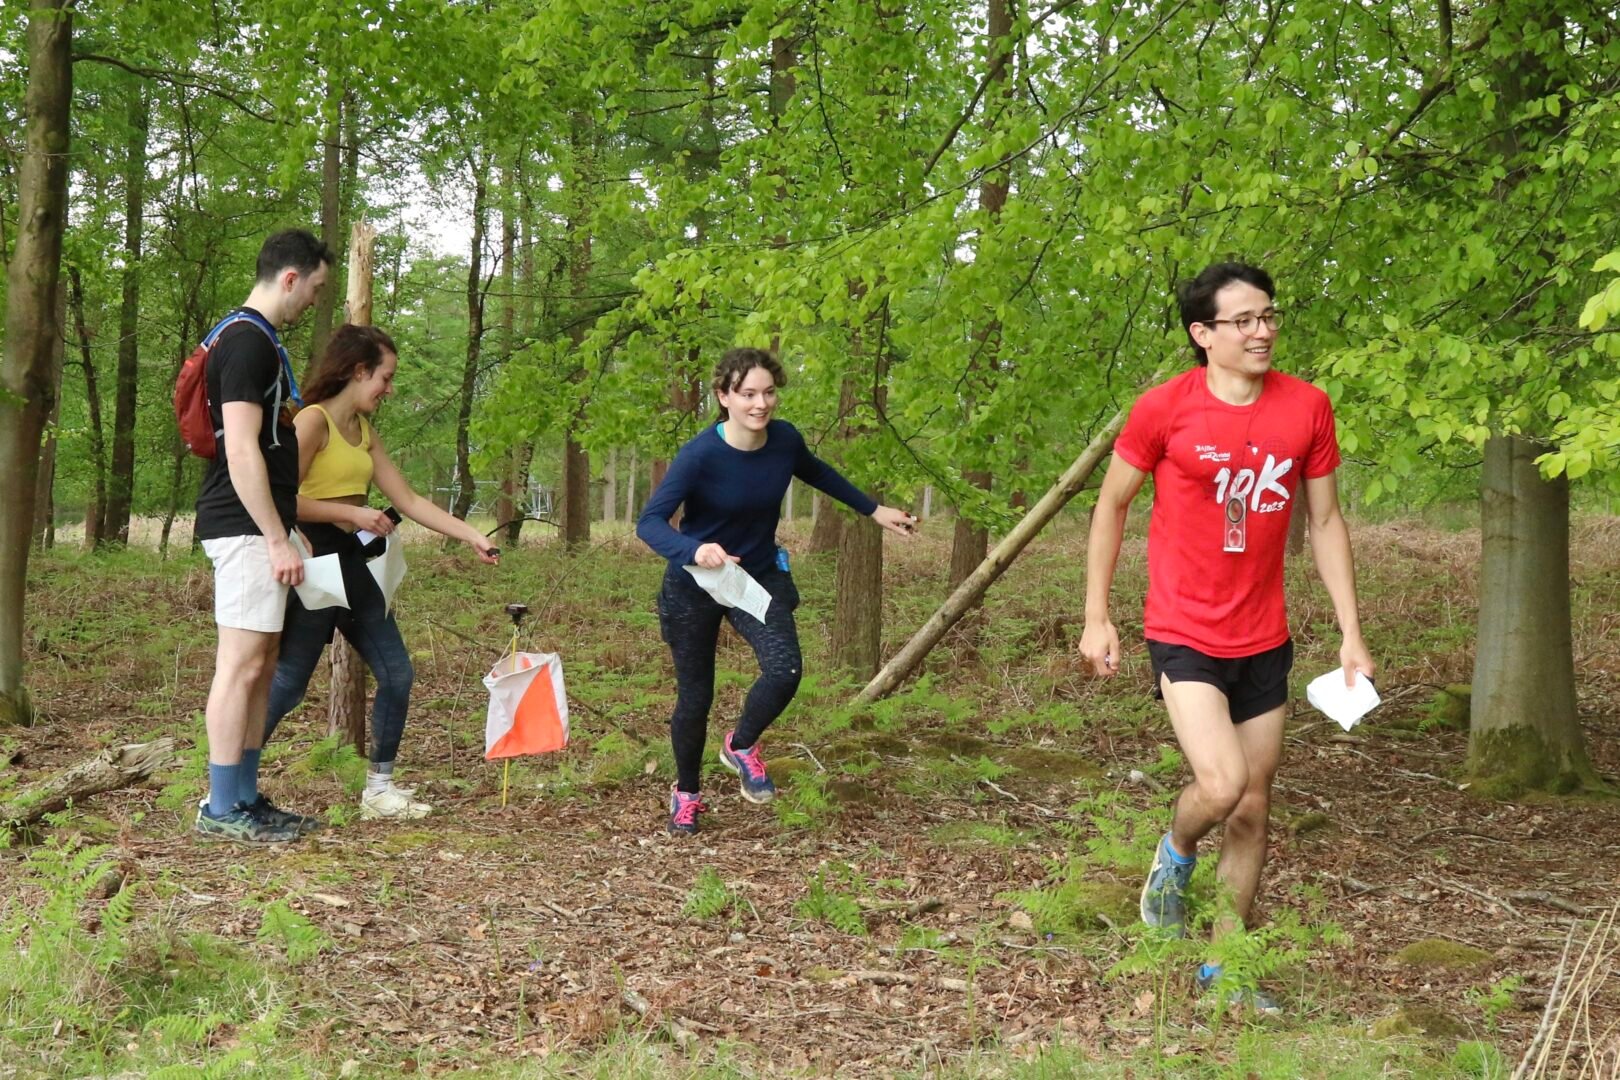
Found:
[794,863,868,936]
[255,900,330,966]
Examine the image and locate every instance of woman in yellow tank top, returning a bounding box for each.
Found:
[256,324,498,825]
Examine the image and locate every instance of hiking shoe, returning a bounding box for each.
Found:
[1196,965,1282,1016]
[244,795,325,836]
[668,786,708,835]
[1140,833,1196,935]
[358,784,432,820]
[720,731,777,804]
[194,802,299,844]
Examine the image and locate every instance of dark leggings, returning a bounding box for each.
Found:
[658,563,802,793]
[264,524,415,764]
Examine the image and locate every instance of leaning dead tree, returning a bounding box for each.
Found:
[854,408,1127,705]
[0,737,175,830]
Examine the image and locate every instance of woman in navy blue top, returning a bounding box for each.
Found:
[637,347,917,833]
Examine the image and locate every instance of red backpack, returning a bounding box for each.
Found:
[172,312,284,459]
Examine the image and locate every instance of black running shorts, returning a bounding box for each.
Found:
[1146,638,1294,724]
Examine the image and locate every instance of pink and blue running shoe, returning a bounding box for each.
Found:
[668,785,708,835]
[720,731,777,803]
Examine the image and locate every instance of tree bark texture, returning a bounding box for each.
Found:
[32,282,66,550]
[0,0,73,727]
[104,83,148,545]
[67,267,109,547]
[561,124,593,549]
[1,738,175,830]
[452,162,488,521]
[831,313,885,677]
[1466,434,1594,793]
[328,220,377,755]
[947,0,1013,592]
[308,85,344,377]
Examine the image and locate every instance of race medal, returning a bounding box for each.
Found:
[1223,495,1247,553]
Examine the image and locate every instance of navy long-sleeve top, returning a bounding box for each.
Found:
[637,420,878,576]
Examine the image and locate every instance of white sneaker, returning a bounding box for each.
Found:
[359,784,432,820]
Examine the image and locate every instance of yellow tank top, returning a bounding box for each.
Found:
[300,403,374,499]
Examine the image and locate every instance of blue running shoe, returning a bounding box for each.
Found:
[1196,964,1282,1016]
[1140,833,1196,936]
[668,786,708,835]
[244,794,324,836]
[720,731,777,804]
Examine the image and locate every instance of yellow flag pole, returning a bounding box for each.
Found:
[500,623,520,808]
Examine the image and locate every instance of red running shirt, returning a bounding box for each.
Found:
[1113,367,1341,657]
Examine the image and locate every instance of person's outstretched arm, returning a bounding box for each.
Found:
[1079,455,1147,677]
[370,432,499,563]
[1304,471,1374,686]
[792,431,916,538]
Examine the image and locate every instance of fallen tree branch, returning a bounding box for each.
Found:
[1428,875,1523,919]
[1506,891,1587,918]
[857,897,944,920]
[854,407,1128,704]
[0,737,176,829]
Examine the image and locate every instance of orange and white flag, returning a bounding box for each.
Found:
[483,652,569,759]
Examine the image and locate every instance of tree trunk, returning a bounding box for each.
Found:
[831,315,885,677]
[308,84,343,376]
[494,170,519,537]
[1465,434,1594,794]
[452,161,488,521]
[0,0,72,727]
[561,124,593,549]
[104,84,147,546]
[857,410,1126,704]
[67,267,109,547]
[807,493,843,552]
[946,0,1013,593]
[625,445,638,520]
[328,220,376,755]
[32,285,64,550]
[602,447,617,523]
[949,471,992,592]
[159,299,200,560]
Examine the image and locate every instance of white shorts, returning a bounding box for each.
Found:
[202,534,290,632]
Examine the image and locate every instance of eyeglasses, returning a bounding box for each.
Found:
[1203,311,1283,336]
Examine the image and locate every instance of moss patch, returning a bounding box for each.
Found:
[1394,939,1492,972]
[766,757,815,785]
[823,732,911,762]
[1370,1005,1469,1041]
[1288,810,1333,837]
[928,821,1036,849]
[1423,685,1472,731]
[1465,725,1601,797]
[917,731,993,758]
[1000,746,1103,784]
[828,778,897,808]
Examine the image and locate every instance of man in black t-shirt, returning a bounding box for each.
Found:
[195,229,333,844]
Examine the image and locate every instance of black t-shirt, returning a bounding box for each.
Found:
[193,309,300,540]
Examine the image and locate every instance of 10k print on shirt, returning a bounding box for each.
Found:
[1113,367,1341,657]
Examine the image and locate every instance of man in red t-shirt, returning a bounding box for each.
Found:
[1079,263,1375,1013]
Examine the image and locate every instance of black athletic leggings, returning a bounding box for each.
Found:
[657,563,802,793]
